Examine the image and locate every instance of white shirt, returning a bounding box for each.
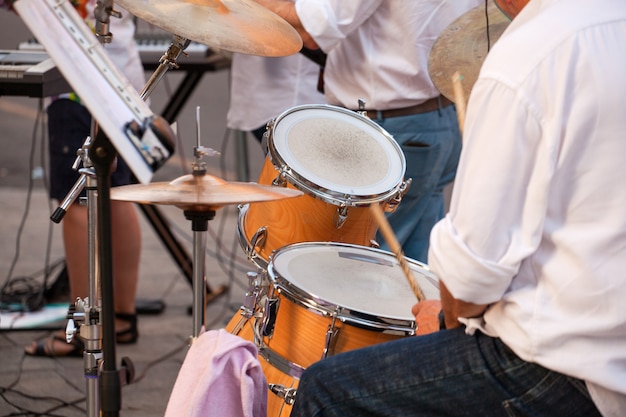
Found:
[428,0,626,415]
[295,0,482,110]
[227,53,326,131]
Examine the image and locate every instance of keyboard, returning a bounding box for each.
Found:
[18,36,231,70]
[0,50,70,97]
[2,36,230,98]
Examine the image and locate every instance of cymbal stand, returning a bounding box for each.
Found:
[140,35,191,101]
[185,201,215,341]
[184,115,221,342]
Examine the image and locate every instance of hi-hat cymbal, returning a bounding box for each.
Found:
[116,0,303,57]
[110,173,303,211]
[428,1,510,104]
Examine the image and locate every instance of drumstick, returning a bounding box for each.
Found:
[452,71,466,135]
[370,203,425,302]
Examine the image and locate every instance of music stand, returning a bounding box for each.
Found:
[14,1,175,416]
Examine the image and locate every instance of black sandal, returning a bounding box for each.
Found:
[25,334,84,358]
[115,313,138,344]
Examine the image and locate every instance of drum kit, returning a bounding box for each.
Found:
[15,0,520,414]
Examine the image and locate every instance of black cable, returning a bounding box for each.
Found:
[1,99,47,313]
[485,0,491,52]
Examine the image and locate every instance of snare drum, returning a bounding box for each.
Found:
[227,242,439,416]
[238,105,407,268]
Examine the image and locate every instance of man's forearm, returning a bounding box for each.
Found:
[440,281,488,329]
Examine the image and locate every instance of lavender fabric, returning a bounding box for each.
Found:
[165,329,268,417]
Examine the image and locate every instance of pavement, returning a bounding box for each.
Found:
[0,10,269,417]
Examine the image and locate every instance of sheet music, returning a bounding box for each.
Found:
[14,0,174,183]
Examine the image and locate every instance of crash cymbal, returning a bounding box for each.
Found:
[428,1,510,104]
[116,0,302,57]
[110,173,303,211]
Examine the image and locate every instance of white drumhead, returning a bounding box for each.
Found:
[271,105,405,197]
[269,243,439,321]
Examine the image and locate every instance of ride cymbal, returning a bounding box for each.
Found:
[110,173,303,211]
[116,0,303,57]
[428,1,510,104]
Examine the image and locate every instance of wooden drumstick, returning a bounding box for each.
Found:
[452,71,466,135]
[370,203,425,302]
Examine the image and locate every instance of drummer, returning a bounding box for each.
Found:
[273,0,626,415]
[254,0,482,264]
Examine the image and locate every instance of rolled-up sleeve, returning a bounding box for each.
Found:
[428,76,547,305]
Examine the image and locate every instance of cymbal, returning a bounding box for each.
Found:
[110,173,303,211]
[428,1,510,104]
[116,0,303,57]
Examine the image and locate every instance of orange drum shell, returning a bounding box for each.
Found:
[242,157,382,262]
[226,313,297,417]
[264,289,406,369]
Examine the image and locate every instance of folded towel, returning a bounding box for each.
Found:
[165,328,268,417]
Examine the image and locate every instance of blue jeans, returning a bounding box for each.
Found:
[373,104,462,263]
[290,328,602,417]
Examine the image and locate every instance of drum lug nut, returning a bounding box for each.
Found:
[386,178,412,212]
[334,206,349,228]
[250,227,267,254]
[271,172,287,187]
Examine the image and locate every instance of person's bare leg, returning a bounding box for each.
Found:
[110,200,141,341]
[24,203,89,356]
[25,201,141,355]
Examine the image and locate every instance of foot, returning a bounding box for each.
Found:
[115,313,139,344]
[24,331,84,358]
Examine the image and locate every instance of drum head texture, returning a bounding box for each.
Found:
[269,243,440,321]
[271,105,405,197]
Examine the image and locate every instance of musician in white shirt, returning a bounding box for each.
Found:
[285,0,626,415]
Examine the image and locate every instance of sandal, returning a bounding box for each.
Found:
[24,334,84,358]
[115,313,138,345]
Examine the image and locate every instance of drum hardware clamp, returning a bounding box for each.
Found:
[268,384,297,406]
[249,226,268,255]
[323,311,341,359]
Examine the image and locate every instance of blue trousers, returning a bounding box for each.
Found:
[289,328,602,417]
[48,99,133,201]
[373,104,462,263]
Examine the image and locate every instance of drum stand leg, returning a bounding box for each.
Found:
[183,209,216,341]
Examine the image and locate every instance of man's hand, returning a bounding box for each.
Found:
[412,299,442,336]
[253,0,320,49]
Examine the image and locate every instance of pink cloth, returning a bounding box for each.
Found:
[165,329,268,417]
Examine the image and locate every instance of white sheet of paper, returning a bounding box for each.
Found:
[15,0,158,183]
